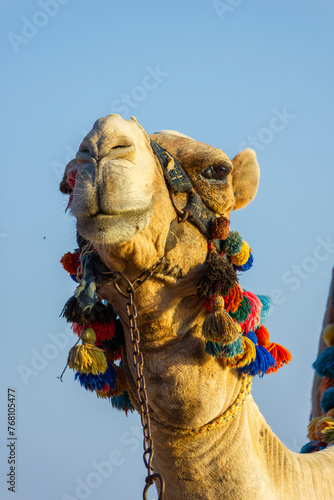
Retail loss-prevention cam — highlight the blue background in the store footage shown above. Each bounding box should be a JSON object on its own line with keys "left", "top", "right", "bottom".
{"left": 1, "top": 1, "right": 333, "bottom": 498}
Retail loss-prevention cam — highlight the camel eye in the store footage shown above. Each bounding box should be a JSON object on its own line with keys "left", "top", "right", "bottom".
{"left": 201, "top": 165, "right": 229, "bottom": 181}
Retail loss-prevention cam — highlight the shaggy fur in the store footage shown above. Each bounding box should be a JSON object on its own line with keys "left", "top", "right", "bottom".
{"left": 60, "top": 115, "right": 334, "bottom": 499}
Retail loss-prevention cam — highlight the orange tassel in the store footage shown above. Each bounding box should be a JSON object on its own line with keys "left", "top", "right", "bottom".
{"left": 256, "top": 325, "right": 270, "bottom": 346}
{"left": 223, "top": 284, "right": 244, "bottom": 313}
{"left": 265, "top": 342, "right": 292, "bottom": 373}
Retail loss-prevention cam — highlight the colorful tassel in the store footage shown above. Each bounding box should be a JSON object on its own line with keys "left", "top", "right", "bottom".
{"left": 228, "top": 336, "right": 256, "bottom": 368}
{"left": 239, "top": 291, "right": 262, "bottom": 332}
{"left": 202, "top": 295, "right": 240, "bottom": 344}
{"left": 239, "top": 343, "right": 276, "bottom": 377}
{"left": 323, "top": 324, "right": 334, "bottom": 347}
{"left": 313, "top": 346, "right": 334, "bottom": 378}
{"left": 258, "top": 295, "right": 272, "bottom": 323}
{"left": 313, "top": 416, "right": 334, "bottom": 443}
{"left": 321, "top": 388, "right": 334, "bottom": 413}
{"left": 265, "top": 342, "right": 292, "bottom": 373}
{"left": 67, "top": 328, "right": 107, "bottom": 375}
{"left": 197, "top": 252, "right": 238, "bottom": 299}
{"left": 229, "top": 294, "right": 252, "bottom": 323}
{"left": 111, "top": 392, "right": 134, "bottom": 414}
{"left": 300, "top": 441, "right": 323, "bottom": 454}
{"left": 223, "top": 284, "right": 244, "bottom": 313}
{"left": 205, "top": 336, "right": 243, "bottom": 359}
{"left": 73, "top": 320, "right": 116, "bottom": 342}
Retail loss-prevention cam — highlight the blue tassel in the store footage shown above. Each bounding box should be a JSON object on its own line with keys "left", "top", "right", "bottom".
{"left": 313, "top": 346, "right": 334, "bottom": 378}
{"left": 258, "top": 295, "right": 272, "bottom": 323}
{"left": 321, "top": 387, "right": 334, "bottom": 413}
{"left": 111, "top": 391, "right": 134, "bottom": 413}
{"left": 75, "top": 363, "right": 118, "bottom": 392}
{"left": 205, "top": 337, "right": 243, "bottom": 358}
{"left": 234, "top": 252, "right": 253, "bottom": 272}
{"left": 239, "top": 344, "right": 276, "bottom": 377}
{"left": 70, "top": 274, "right": 79, "bottom": 283}
{"left": 246, "top": 331, "right": 257, "bottom": 344}
{"left": 300, "top": 441, "right": 321, "bottom": 454}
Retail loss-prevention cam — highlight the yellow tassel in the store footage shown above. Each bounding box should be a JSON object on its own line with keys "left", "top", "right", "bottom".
{"left": 202, "top": 296, "right": 240, "bottom": 344}
{"left": 68, "top": 327, "right": 107, "bottom": 375}
{"left": 229, "top": 336, "right": 256, "bottom": 368}
{"left": 313, "top": 416, "right": 334, "bottom": 443}
{"left": 230, "top": 241, "right": 250, "bottom": 266}
{"left": 323, "top": 324, "right": 334, "bottom": 347}
{"left": 307, "top": 417, "right": 321, "bottom": 441}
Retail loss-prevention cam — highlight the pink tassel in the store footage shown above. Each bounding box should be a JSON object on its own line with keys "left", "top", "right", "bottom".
{"left": 239, "top": 291, "right": 262, "bottom": 333}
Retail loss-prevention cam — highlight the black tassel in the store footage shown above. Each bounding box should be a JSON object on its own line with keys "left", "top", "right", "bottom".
{"left": 60, "top": 296, "right": 116, "bottom": 325}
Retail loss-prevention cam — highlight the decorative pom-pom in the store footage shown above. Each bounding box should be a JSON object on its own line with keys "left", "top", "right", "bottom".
{"left": 229, "top": 294, "right": 251, "bottom": 323}
{"left": 313, "top": 346, "right": 334, "bottom": 378}
{"left": 323, "top": 324, "right": 334, "bottom": 347}
{"left": 234, "top": 251, "right": 253, "bottom": 272}
{"left": 67, "top": 328, "right": 108, "bottom": 375}
{"left": 210, "top": 216, "right": 230, "bottom": 240}
{"left": 321, "top": 388, "right": 334, "bottom": 413}
{"left": 221, "top": 231, "right": 242, "bottom": 256}
{"left": 258, "top": 295, "right": 272, "bottom": 323}
{"left": 230, "top": 241, "right": 250, "bottom": 266}
{"left": 197, "top": 252, "right": 238, "bottom": 299}
{"left": 202, "top": 295, "right": 240, "bottom": 344}
{"left": 61, "top": 251, "right": 80, "bottom": 275}
{"left": 73, "top": 320, "right": 116, "bottom": 341}
{"left": 205, "top": 336, "right": 243, "bottom": 359}
{"left": 265, "top": 342, "right": 292, "bottom": 373}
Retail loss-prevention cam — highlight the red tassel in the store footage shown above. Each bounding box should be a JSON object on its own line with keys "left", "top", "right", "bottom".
{"left": 73, "top": 320, "right": 116, "bottom": 341}
{"left": 211, "top": 216, "right": 230, "bottom": 240}
{"left": 265, "top": 342, "right": 292, "bottom": 373}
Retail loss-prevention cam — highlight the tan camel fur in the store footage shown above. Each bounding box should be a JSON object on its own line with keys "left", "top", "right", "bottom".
{"left": 60, "top": 115, "right": 334, "bottom": 500}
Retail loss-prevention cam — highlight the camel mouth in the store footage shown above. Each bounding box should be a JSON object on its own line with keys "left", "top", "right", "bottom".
{"left": 76, "top": 206, "right": 154, "bottom": 244}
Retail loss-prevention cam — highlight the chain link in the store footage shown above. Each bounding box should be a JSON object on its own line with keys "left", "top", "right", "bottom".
{"left": 113, "top": 268, "right": 165, "bottom": 500}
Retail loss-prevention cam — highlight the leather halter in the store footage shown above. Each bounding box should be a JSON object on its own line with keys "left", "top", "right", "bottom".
{"left": 150, "top": 139, "right": 216, "bottom": 239}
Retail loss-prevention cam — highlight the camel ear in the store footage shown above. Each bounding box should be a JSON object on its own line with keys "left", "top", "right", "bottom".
{"left": 59, "top": 159, "right": 78, "bottom": 194}
{"left": 231, "top": 149, "right": 260, "bottom": 210}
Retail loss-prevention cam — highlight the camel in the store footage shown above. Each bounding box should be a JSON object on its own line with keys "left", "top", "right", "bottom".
{"left": 59, "top": 114, "right": 334, "bottom": 499}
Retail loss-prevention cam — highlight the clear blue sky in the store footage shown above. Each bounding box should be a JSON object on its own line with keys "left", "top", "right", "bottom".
{"left": 1, "top": 1, "right": 333, "bottom": 499}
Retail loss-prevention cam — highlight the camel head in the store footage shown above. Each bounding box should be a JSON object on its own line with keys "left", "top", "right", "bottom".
{"left": 60, "top": 114, "right": 260, "bottom": 255}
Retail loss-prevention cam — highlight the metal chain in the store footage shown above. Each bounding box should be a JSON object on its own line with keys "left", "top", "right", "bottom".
{"left": 112, "top": 268, "right": 165, "bottom": 500}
